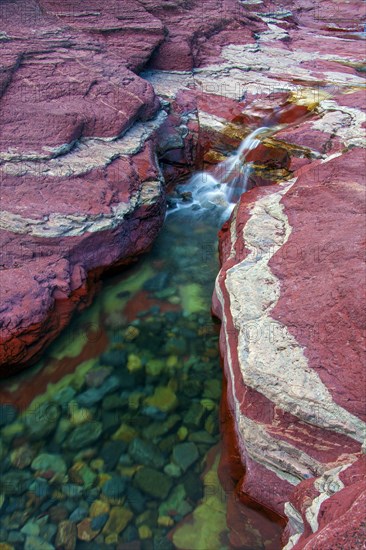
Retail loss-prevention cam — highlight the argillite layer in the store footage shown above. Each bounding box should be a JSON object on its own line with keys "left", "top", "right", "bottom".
{"left": 0, "top": 1, "right": 365, "bottom": 547}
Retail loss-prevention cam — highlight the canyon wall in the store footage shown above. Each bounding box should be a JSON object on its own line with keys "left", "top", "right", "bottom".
{"left": 0, "top": 0, "right": 365, "bottom": 547}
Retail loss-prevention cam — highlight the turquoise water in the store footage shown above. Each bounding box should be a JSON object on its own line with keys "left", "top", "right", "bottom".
{"left": 0, "top": 174, "right": 282, "bottom": 549}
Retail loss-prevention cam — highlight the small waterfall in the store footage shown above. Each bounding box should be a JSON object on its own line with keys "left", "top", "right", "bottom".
{"left": 167, "top": 127, "right": 269, "bottom": 223}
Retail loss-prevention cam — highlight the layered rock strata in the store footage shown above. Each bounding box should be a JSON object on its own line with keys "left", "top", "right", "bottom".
{"left": 1, "top": 0, "right": 365, "bottom": 548}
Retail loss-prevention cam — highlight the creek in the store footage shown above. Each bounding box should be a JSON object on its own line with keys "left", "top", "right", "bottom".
{"left": 0, "top": 129, "right": 283, "bottom": 549}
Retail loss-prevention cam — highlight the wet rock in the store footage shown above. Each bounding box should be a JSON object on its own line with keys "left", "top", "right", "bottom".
{"left": 153, "top": 536, "right": 175, "bottom": 550}
{"left": 127, "top": 354, "right": 143, "bottom": 373}
{"left": 102, "top": 394, "right": 127, "bottom": 410}
{"left": 31, "top": 453, "right": 67, "bottom": 476}
{"left": 101, "top": 411, "right": 121, "bottom": 437}
{"left": 144, "top": 387, "right": 178, "bottom": 413}
{"left": 1, "top": 471, "right": 32, "bottom": 495}
{"left": 39, "top": 523, "right": 57, "bottom": 544}
{"left": 138, "top": 525, "right": 152, "bottom": 540}
{"left": 128, "top": 438, "right": 165, "bottom": 469}
{"left": 77, "top": 519, "right": 100, "bottom": 542}
{"left": 145, "top": 359, "right": 165, "bottom": 377}
{"left": 91, "top": 513, "right": 109, "bottom": 531}
{"left": 163, "top": 463, "right": 182, "bottom": 478}
{"left": 203, "top": 379, "right": 221, "bottom": 400}
{"left": 6, "top": 531, "right": 25, "bottom": 545}
{"left": 65, "top": 422, "right": 102, "bottom": 450}
{"left": 143, "top": 272, "right": 169, "bottom": 292}
{"left": 172, "top": 442, "right": 199, "bottom": 472}
{"left": 69, "top": 506, "right": 88, "bottom": 523}
{"left": 21, "top": 520, "right": 40, "bottom": 537}
{"left": 28, "top": 477, "right": 51, "bottom": 500}
{"left": 49, "top": 505, "right": 69, "bottom": 524}
{"left": 159, "top": 484, "right": 192, "bottom": 518}
{"left": 24, "top": 536, "right": 55, "bottom": 550}
{"left": 53, "top": 387, "right": 77, "bottom": 409}
{"left": 188, "top": 431, "right": 216, "bottom": 444}
{"left": 183, "top": 402, "right": 206, "bottom": 428}
{"left": 76, "top": 376, "right": 120, "bottom": 407}
{"left": 183, "top": 472, "right": 203, "bottom": 502}
{"left": 89, "top": 500, "right": 110, "bottom": 518}
{"left": 10, "top": 444, "right": 36, "bottom": 469}
{"left": 182, "top": 380, "right": 202, "bottom": 398}
{"left": 0, "top": 404, "right": 17, "bottom": 427}
{"left": 62, "top": 484, "right": 84, "bottom": 499}
{"left": 24, "top": 402, "right": 61, "bottom": 441}
{"left": 112, "top": 423, "right": 138, "bottom": 443}
{"left": 134, "top": 468, "right": 173, "bottom": 500}
{"left": 68, "top": 462, "right": 96, "bottom": 489}
{"left": 100, "top": 441, "right": 127, "bottom": 471}
{"left": 126, "top": 486, "right": 146, "bottom": 515}
{"left": 55, "top": 520, "right": 77, "bottom": 550}
{"left": 102, "top": 507, "right": 133, "bottom": 536}
{"left": 163, "top": 338, "right": 187, "bottom": 356}
{"left": 101, "top": 475, "right": 126, "bottom": 500}
{"left": 100, "top": 350, "right": 127, "bottom": 369}
{"left": 85, "top": 367, "right": 113, "bottom": 389}
{"left": 121, "top": 524, "right": 139, "bottom": 543}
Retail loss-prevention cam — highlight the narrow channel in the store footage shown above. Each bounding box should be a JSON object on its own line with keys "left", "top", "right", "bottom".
{"left": 0, "top": 130, "right": 283, "bottom": 549}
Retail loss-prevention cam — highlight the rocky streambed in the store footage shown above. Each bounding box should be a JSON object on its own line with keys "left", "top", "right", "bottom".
{"left": 0, "top": 191, "right": 283, "bottom": 550}
{"left": 1, "top": 0, "right": 366, "bottom": 549}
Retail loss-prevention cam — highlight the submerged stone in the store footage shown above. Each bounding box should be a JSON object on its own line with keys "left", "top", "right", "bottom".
{"left": 134, "top": 467, "right": 172, "bottom": 500}
{"left": 101, "top": 475, "right": 126, "bottom": 499}
{"left": 128, "top": 438, "right": 165, "bottom": 469}
{"left": 102, "top": 507, "right": 133, "bottom": 536}
{"left": 55, "top": 520, "right": 77, "bottom": 550}
{"left": 0, "top": 404, "right": 17, "bottom": 427}
{"left": 65, "top": 422, "right": 103, "bottom": 450}
{"left": 172, "top": 442, "right": 199, "bottom": 472}
{"left": 144, "top": 387, "right": 178, "bottom": 413}
{"left": 31, "top": 453, "right": 67, "bottom": 475}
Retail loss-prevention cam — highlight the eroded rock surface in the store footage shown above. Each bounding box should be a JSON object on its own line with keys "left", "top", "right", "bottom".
{"left": 208, "top": 2, "right": 366, "bottom": 547}
{"left": 0, "top": 0, "right": 365, "bottom": 547}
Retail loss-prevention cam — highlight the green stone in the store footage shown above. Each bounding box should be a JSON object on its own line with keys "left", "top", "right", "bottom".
{"left": 183, "top": 402, "right": 206, "bottom": 428}
{"left": 159, "top": 484, "right": 192, "bottom": 517}
{"left": 134, "top": 467, "right": 173, "bottom": 500}
{"left": 144, "top": 387, "right": 178, "bottom": 413}
{"left": 31, "top": 453, "right": 67, "bottom": 475}
{"left": 203, "top": 379, "right": 221, "bottom": 400}
{"left": 102, "top": 507, "right": 133, "bottom": 536}
{"left": 145, "top": 359, "right": 165, "bottom": 377}
{"left": 172, "top": 442, "right": 199, "bottom": 472}
{"left": 65, "top": 421, "right": 102, "bottom": 450}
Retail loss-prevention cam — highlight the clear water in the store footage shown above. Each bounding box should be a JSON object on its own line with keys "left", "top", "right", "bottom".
{"left": 0, "top": 130, "right": 283, "bottom": 549}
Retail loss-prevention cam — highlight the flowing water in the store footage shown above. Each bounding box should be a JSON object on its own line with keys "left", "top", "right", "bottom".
{"left": 0, "top": 128, "right": 282, "bottom": 549}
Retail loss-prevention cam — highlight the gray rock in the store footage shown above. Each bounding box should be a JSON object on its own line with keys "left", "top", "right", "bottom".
{"left": 24, "top": 402, "right": 61, "bottom": 440}
{"left": 21, "top": 520, "right": 40, "bottom": 536}
{"left": 101, "top": 475, "right": 126, "bottom": 499}
{"left": 126, "top": 485, "right": 146, "bottom": 514}
{"left": 25, "top": 535, "right": 55, "bottom": 550}
{"left": 128, "top": 438, "right": 165, "bottom": 469}
{"left": 69, "top": 506, "right": 88, "bottom": 523}
{"left": 62, "top": 484, "right": 84, "bottom": 499}
{"left": 90, "top": 513, "right": 109, "bottom": 531}
{"left": 173, "top": 442, "right": 199, "bottom": 472}
{"left": 0, "top": 404, "right": 17, "bottom": 426}
{"left": 100, "top": 440, "right": 127, "bottom": 471}
{"left": 8, "top": 530, "right": 26, "bottom": 543}
{"left": 159, "top": 484, "right": 193, "bottom": 518}
{"left": 65, "top": 421, "right": 102, "bottom": 450}
{"left": 53, "top": 387, "right": 77, "bottom": 409}
{"left": 31, "top": 453, "right": 67, "bottom": 475}
{"left": 1, "top": 471, "right": 32, "bottom": 495}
